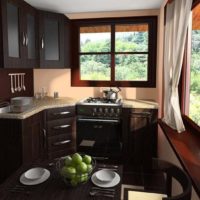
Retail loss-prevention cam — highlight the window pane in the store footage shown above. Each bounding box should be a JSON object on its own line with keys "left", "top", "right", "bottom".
{"left": 80, "top": 54, "right": 111, "bottom": 80}
{"left": 189, "top": 4, "right": 200, "bottom": 126}
{"left": 80, "top": 26, "right": 111, "bottom": 52}
{"left": 115, "top": 54, "right": 148, "bottom": 81}
{"left": 115, "top": 24, "right": 148, "bottom": 52}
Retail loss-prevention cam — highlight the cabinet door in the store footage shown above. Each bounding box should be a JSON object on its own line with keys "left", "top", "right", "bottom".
{"left": 22, "top": 112, "right": 46, "bottom": 163}
{"left": 22, "top": 3, "right": 38, "bottom": 68}
{"left": 1, "top": 0, "right": 24, "bottom": 68}
{"left": 39, "top": 11, "right": 65, "bottom": 68}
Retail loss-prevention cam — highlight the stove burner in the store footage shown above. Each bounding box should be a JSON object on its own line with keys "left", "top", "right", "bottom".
{"left": 84, "top": 97, "right": 121, "bottom": 104}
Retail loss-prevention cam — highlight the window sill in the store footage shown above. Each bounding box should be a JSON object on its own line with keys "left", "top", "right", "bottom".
{"left": 158, "top": 119, "right": 200, "bottom": 197}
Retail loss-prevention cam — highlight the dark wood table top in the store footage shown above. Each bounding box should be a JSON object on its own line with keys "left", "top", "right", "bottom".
{"left": 0, "top": 162, "right": 122, "bottom": 200}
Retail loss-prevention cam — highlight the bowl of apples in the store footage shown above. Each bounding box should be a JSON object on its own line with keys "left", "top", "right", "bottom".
{"left": 57, "top": 153, "right": 96, "bottom": 187}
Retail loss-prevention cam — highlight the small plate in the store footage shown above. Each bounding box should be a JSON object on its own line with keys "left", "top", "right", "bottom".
{"left": 24, "top": 167, "right": 45, "bottom": 180}
{"left": 91, "top": 171, "right": 120, "bottom": 188}
{"left": 20, "top": 169, "right": 50, "bottom": 185}
{"left": 95, "top": 169, "right": 116, "bottom": 182}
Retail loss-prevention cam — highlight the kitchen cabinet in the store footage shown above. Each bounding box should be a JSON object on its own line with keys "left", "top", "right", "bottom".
{"left": 44, "top": 106, "right": 76, "bottom": 160}
{"left": 122, "top": 108, "right": 158, "bottom": 167}
{"left": 38, "top": 11, "right": 65, "bottom": 68}
{"left": 0, "top": 112, "right": 45, "bottom": 184}
{"left": 1, "top": 0, "right": 38, "bottom": 68}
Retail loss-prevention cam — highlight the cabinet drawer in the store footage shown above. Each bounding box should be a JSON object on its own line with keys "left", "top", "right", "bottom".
{"left": 48, "top": 147, "right": 75, "bottom": 160}
{"left": 48, "top": 134, "right": 72, "bottom": 152}
{"left": 47, "top": 117, "right": 74, "bottom": 136}
{"left": 46, "top": 106, "right": 75, "bottom": 121}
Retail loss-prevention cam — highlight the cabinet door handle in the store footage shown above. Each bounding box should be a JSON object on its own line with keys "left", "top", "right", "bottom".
{"left": 53, "top": 124, "right": 71, "bottom": 130}
{"left": 22, "top": 32, "right": 26, "bottom": 46}
{"left": 42, "top": 129, "right": 47, "bottom": 148}
{"left": 53, "top": 140, "right": 71, "bottom": 146}
{"left": 25, "top": 33, "right": 28, "bottom": 47}
{"left": 53, "top": 111, "right": 70, "bottom": 116}
{"left": 41, "top": 37, "right": 44, "bottom": 49}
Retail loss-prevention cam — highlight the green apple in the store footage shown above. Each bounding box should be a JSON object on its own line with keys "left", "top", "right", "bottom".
{"left": 72, "top": 153, "right": 82, "bottom": 165}
{"left": 82, "top": 155, "right": 92, "bottom": 164}
{"left": 61, "top": 166, "right": 76, "bottom": 179}
{"left": 87, "top": 164, "right": 93, "bottom": 172}
{"left": 64, "top": 155, "right": 72, "bottom": 166}
{"left": 70, "top": 178, "right": 78, "bottom": 187}
{"left": 76, "top": 162, "right": 87, "bottom": 173}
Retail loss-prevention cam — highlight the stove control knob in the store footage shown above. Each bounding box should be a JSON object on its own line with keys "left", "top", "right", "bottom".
{"left": 110, "top": 108, "right": 115, "bottom": 113}
{"left": 117, "top": 108, "right": 121, "bottom": 114}
{"left": 99, "top": 108, "right": 103, "bottom": 113}
{"left": 93, "top": 108, "right": 97, "bottom": 113}
{"left": 104, "top": 108, "right": 108, "bottom": 113}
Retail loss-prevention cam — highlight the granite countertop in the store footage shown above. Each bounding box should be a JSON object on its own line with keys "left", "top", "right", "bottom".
{"left": 0, "top": 97, "right": 158, "bottom": 120}
{"left": 122, "top": 99, "right": 158, "bottom": 109}
{"left": 0, "top": 97, "right": 78, "bottom": 120}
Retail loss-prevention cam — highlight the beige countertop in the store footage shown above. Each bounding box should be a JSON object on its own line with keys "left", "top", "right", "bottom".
{"left": 0, "top": 97, "right": 158, "bottom": 120}
{"left": 0, "top": 97, "right": 78, "bottom": 120}
{"left": 122, "top": 99, "right": 158, "bottom": 109}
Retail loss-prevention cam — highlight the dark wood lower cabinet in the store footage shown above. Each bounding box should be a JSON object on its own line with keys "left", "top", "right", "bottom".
{"left": 122, "top": 108, "right": 158, "bottom": 167}
{"left": 0, "top": 112, "right": 45, "bottom": 184}
{"left": 21, "top": 112, "right": 45, "bottom": 163}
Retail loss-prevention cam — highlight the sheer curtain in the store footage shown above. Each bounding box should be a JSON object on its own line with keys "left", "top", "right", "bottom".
{"left": 163, "top": 0, "right": 193, "bottom": 133}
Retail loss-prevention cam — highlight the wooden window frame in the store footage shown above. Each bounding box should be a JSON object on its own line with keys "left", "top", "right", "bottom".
{"left": 180, "top": 0, "right": 200, "bottom": 131}
{"left": 71, "top": 16, "right": 157, "bottom": 87}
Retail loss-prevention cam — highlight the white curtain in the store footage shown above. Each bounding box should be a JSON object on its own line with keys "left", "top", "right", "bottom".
{"left": 163, "top": 0, "right": 193, "bottom": 133}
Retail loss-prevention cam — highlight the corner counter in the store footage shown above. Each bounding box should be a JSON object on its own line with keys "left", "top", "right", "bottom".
{"left": 122, "top": 99, "right": 159, "bottom": 109}
{"left": 0, "top": 97, "right": 78, "bottom": 119}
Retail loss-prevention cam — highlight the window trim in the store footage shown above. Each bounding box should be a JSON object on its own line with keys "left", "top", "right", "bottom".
{"left": 71, "top": 16, "right": 157, "bottom": 87}
{"left": 179, "top": 0, "right": 200, "bottom": 130}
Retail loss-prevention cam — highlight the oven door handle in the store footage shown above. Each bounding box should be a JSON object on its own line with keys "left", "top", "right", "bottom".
{"left": 77, "top": 118, "right": 120, "bottom": 123}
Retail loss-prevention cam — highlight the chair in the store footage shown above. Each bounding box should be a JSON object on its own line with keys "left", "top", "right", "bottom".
{"left": 124, "top": 158, "right": 192, "bottom": 200}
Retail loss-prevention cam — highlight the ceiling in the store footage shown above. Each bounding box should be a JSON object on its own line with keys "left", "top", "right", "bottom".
{"left": 24, "top": 0, "right": 163, "bottom": 15}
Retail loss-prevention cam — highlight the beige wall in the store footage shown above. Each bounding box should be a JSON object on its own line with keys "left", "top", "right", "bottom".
{"left": 34, "top": 9, "right": 162, "bottom": 110}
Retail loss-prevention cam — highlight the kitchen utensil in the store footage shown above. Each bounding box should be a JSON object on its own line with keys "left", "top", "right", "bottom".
{"left": 10, "top": 74, "right": 15, "bottom": 93}
{"left": 24, "top": 167, "right": 45, "bottom": 180}
{"left": 89, "top": 190, "right": 114, "bottom": 198}
{"left": 14, "top": 75, "right": 18, "bottom": 92}
{"left": 91, "top": 171, "right": 120, "bottom": 188}
{"left": 91, "top": 187, "right": 115, "bottom": 192}
{"left": 17, "top": 74, "right": 21, "bottom": 92}
{"left": 103, "top": 87, "right": 121, "bottom": 100}
{"left": 95, "top": 169, "right": 116, "bottom": 182}
{"left": 22, "top": 74, "right": 26, "bottom": 91}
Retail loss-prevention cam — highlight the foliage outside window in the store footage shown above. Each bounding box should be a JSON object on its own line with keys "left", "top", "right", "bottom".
{"left": 71, "top": 17, "right": 157, "bottom": 87}
{"left": 189, "top": 3, "right": 200, "bottom": 126}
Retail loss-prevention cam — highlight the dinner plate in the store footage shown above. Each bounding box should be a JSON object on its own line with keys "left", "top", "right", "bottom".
{"left": 91, "top": 171, "right": 120, "bottom": 188}
{"left": 20, "top": 168, "right": 50, "bottom": 185}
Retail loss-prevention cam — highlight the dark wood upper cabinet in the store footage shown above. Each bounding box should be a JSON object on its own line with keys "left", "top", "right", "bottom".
{"left": 1, "top": 0, "right": 38, "bottom": 68}
{"left": 38, "top": 11, "right": 65, "bottom": 68}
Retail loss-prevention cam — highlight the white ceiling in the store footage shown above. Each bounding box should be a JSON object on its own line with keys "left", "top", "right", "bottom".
{"left": 24, "top": 0, "right": 163, "bottom": 15}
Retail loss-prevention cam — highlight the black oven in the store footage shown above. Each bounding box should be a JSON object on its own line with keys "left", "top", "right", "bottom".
{"left": 76, "top": 100, "right": 123, "bottom": 160}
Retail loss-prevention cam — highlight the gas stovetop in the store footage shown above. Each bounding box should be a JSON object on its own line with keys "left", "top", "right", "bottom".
{"left": 77, "top": 97, "right": 122, "bottom": 106}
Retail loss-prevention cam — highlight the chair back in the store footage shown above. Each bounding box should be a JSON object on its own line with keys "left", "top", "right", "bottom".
{"left": 152, "top": 159, "right": 192, "bottom": 200}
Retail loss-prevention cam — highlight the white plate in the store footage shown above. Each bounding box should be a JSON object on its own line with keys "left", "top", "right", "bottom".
{"left": 24, "top": 167, "right": 45, "bottom": 180}
{"left": 91, "top": 171, "right": 120, "bottom": 188}
{"left": 20, "top": 168, "right": 50, "bottom": 185}
{"left": 95, "top": 169, "right": 116, "bottom": 182}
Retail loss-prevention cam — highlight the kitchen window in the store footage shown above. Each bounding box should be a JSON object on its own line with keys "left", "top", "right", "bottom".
{"left": 71, "top": 17, "right": 157, "bottom": 87}
{"left": 181, "top": 0, "right": 200, "bottom": 129}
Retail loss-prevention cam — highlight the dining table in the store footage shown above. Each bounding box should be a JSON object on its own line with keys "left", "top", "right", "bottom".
{"left": 0, "top": 161, "right": 123, "bottom": 200}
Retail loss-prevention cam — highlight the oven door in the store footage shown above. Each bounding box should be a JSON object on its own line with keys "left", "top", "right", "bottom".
{"left": 76, "top": 117, "right": 122, "bottom": 159}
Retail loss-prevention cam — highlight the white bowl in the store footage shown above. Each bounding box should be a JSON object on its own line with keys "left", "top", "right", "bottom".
{"left": 95, "top": 169, "right": 116, "bottom": 182}
{"left": 24, "top": 167, "right": 45, "bottom": 180}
